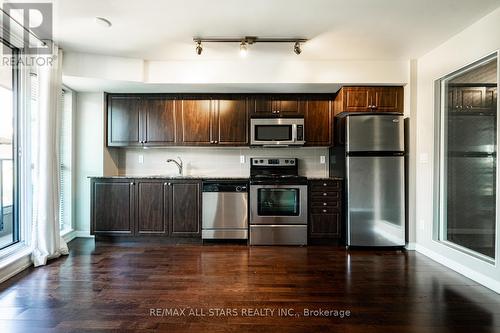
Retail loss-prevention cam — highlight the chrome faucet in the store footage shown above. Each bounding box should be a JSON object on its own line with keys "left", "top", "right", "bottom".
{"left": 166, "top": 157, "right": 183, "bottom": 175}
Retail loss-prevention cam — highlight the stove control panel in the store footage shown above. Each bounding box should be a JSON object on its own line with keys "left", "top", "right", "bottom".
{"left": 251, "top": 158, "right": 297, "bottom": 166}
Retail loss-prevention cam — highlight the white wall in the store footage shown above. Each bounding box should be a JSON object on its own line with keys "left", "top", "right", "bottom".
{"left": 415, "top": 7, "right": 500, "bottom": 293}
{"left": 74, "top": 92, "right": 107, "bottom": 234}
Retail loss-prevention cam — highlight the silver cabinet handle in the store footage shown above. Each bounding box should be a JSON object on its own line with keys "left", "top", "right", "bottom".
{"left": 214, "top": 140, "right": 218, "bottom": 144}
{"left": 323, "top": 193, "right": 327, "bottom": 196}
{"left": 323, "top": 202, "right": 327, "bottom": 206}
{"left": 323, "top": 183, "right": 327, "bottom": 186}
{"left": 322, "top": 209, "right": 327, "bottom": 213}
{"left": 130, "top": 182, "right": 134, "bottom": 185}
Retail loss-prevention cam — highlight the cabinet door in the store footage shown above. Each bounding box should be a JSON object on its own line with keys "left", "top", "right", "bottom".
{"left": 107, "top": 95, "right": 142, "bottom": 146}
{"left": 92, "top": 179, "right": 135, "bottom": 236}
{"left": 372, "top": 87, "right": 403, "bottom": 113}
{"left": 304, "top": 100, "right": 332, "bottom": 146}
{"left": 458, "top": 87, "right": 485, "bottom": 110}
{"left": 215, "top": 99, "right": 249, "bottom": 145}
{"left": 170, "top": 181, "right": 201, "bottom": 237}
{"left": 253, "top": 96, "right": 273, "bottom": 114}
{"left": 309, "top": 213, "right": 341, "bottom": 238}
{"left": 343, "top": 87, "right": 371, "bottom": 112}
{"left": 275, "top": 97, "right": 303, "bottom": 115}
{"left": 485, "top": 87, "right": 497, "bottom": 110}
{"left": 143, "top": 97, "right": 176, "bottom": 145}
{"left": 136, "top": 181, "right": 168, "bottom": 235}
{"left": 176, "top": 99, "right": 212, "bottom": 144}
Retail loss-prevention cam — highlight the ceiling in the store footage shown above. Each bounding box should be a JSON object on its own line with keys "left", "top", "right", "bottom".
{"left": 53, "top": 0, "right": 500, "bottom": 61}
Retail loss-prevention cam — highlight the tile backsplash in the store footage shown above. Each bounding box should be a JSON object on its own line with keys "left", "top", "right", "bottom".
{"left": 114, "top": 147, "right": 329, "bottom": 178}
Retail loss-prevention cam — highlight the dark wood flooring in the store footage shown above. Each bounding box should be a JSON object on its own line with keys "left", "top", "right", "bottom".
{"left": 0, "top": 239, "right": 499, "bottom": 333}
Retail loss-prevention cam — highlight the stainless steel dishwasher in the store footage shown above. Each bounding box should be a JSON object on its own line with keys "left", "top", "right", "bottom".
{"left": 202, "top": 180, "right": 248, "bottom": 240}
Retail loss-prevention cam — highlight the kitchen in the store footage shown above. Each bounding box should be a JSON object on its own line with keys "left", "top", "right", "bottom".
{"left": 90, "top": 88, "right": 405, "bottom": 247}
{"left": 0, "top": 1, "right": 500, "bottom": 332}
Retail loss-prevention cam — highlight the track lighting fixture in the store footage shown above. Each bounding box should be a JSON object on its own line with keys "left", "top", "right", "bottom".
{"left": 294, "top": 41, "right": 302, "bottom": 55}
{"left": 193, "top": 37, "right": 307, "bottom": 56}
{"left": 195, "top": 40, "right": 203, "bottom": 55}
{"left": 239, "top": 40, "right": 248, "bottom": 57}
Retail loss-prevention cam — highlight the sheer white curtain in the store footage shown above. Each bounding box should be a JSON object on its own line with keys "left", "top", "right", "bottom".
{"left": 31, "top": 43, "right": 69, "bottom": 266}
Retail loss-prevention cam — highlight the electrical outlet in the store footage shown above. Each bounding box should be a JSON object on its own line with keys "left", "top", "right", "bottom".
{"left": 320, "top": 155, "right": 326, "bottom": 164}
{"left": 240, "top": 155, "right": 245, "bottom": 164}
{"left": 138, "top": 154, "right": 144, "bottom": 164}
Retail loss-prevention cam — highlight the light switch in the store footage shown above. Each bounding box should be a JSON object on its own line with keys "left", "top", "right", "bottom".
{"left": 320, "top": 155, "right": 326, "bottom": 164}
{"left": 240, "top": 155, "right": 245, "bottom": 164}
{"left": 138, "top": 154, "right": 144, "bottom": 164}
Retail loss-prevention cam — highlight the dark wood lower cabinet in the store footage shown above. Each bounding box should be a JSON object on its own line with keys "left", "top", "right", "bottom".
{"left": 308, "top": 179, "right": 343, "bottom": 242}
{"left": 91, "top": 178, "right": 201, "bottom": 239}
{"left": 91, "top": 178, "right": 135, "bottom": 236}
{"left": 170, "top": 181, "right": 201, "bottom": 237}
{"left": 136, "top": 180, "right": 169, "bottom": 235}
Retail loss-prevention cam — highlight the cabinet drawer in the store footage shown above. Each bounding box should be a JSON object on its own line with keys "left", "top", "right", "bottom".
{"left": 311, "top": 207, "right": 340, "bottom": 214}
{"left": 311, "top": 201, "right": 341, "bottom": 209}
{"left": 311, "top": 191, "right": 340, "bottom": 199}
{"left": 309, "top": 180, "right": 341, "bottom": 190}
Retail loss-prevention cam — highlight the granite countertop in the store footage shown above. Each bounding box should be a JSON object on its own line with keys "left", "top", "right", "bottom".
{"left": 307, "top": 176, "right": 344, "bottom": 181}
{"left": 89, "top": 175, "right": 343, "bottom": 180}
{"left": 88, "top": 175, "right": 249, "bottom": 180}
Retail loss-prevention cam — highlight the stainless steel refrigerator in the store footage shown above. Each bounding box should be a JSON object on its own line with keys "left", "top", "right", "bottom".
{"left": 330, "top": 112, "right": 406, "bottom": 247}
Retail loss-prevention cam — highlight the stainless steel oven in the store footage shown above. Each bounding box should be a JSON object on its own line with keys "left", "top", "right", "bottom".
{"left": 249, "top": 158, "right": 308, "bottom": 245}
{"left": 250, "top": 117, "right": 305, "bottom": 146}
{"left": 250, "top": 184, "right": 307, "bottom": 225}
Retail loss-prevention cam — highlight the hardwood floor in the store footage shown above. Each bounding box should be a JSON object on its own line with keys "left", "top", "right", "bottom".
{"left": 0, "top": 239, "right": 499, "bottom": 333}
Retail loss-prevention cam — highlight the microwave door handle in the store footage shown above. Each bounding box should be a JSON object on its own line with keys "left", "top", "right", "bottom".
{"left": 292, "top": 124, "right": 297, "bottom": 143}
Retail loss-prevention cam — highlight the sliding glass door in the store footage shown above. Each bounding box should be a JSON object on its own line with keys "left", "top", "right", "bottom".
{"left": 438, "top": 53, "right": 498, "bottom": 261}
{"left": 0, "top": 44, "right": 18, "bottom": 249}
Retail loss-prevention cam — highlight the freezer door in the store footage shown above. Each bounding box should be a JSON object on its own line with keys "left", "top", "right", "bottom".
{"left": 347, "top": 114, "right": 404, "bottom": 152}
{"left": 347, "top": 156, "right": 405, "bottom": 246}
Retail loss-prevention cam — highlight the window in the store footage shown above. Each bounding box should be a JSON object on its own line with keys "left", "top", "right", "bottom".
{"left": 436, "top": 53, "right": 498, "bottom": 261}
{"left": 59, "top": 89, "right": 73, "bottom": 232}
{"left": 0, "top": 44, "right": 19, "bottom": 250}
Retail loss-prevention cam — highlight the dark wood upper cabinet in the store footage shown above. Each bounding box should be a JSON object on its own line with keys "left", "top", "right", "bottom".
{"left": 304, "top": 99, "right": 332, "bottom": 146}
{"left": 176, "top": 99, "right": 212, "bottom": 144}
{"left": 91, "top": 179, "right": 135, "bottom": 236}
{"left": 136, "top": 180, "right": 169, "bottom": 236}
{"left": 448, "top": 85, "right": 497, "bottom": 111}
{"left": 107, "top": 95, "right": 142, "bottom": 147}
{"left": 372, "top": 87, "right": 403, "bottom": 112}
{"left": 170, "top": 181, "right": 201, "bottom": 237}
{"left": 252, "top": 95, "right": 303, "bottom": 115}
{"left": 143, "top": 96, "right": 176, "bottom": 146}
{"left": 334, "top": 86, "right": 404, "bottom": 114}
{"left": 253, "top": 96, "right": 273, "bottom": 114}
{"left": 214, "top": 98, "right": 249, "bottom": 145}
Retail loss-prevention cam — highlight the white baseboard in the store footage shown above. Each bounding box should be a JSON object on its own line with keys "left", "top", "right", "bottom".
{"left": 405, "top": 242, "right": 416, "bottom": 250}
{"left": 0, "top": 250, "right": 32, "bottom": 284}
{"left": 415, "top": 244, "right": 500, "bottom": 294}
{"left": 74, "top": 231, "right": 94, "bottom": 238}
{"left": 62, "top": 230, "right": 77, "bottom": 243}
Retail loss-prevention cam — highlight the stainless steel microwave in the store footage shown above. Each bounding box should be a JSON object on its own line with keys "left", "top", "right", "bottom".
{"left": 250, "top": 117, "right": 305, "bottom": 146}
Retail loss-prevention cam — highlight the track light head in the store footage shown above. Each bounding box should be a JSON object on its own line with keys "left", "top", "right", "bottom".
{"left": 294, "top": 41, "right": 302, "bottom": 55}
{"left": 195, "top": 40, "right": 203, "bottom": 55}
{"left": 239, "top": 40, "right": 248, "bottom": 57}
